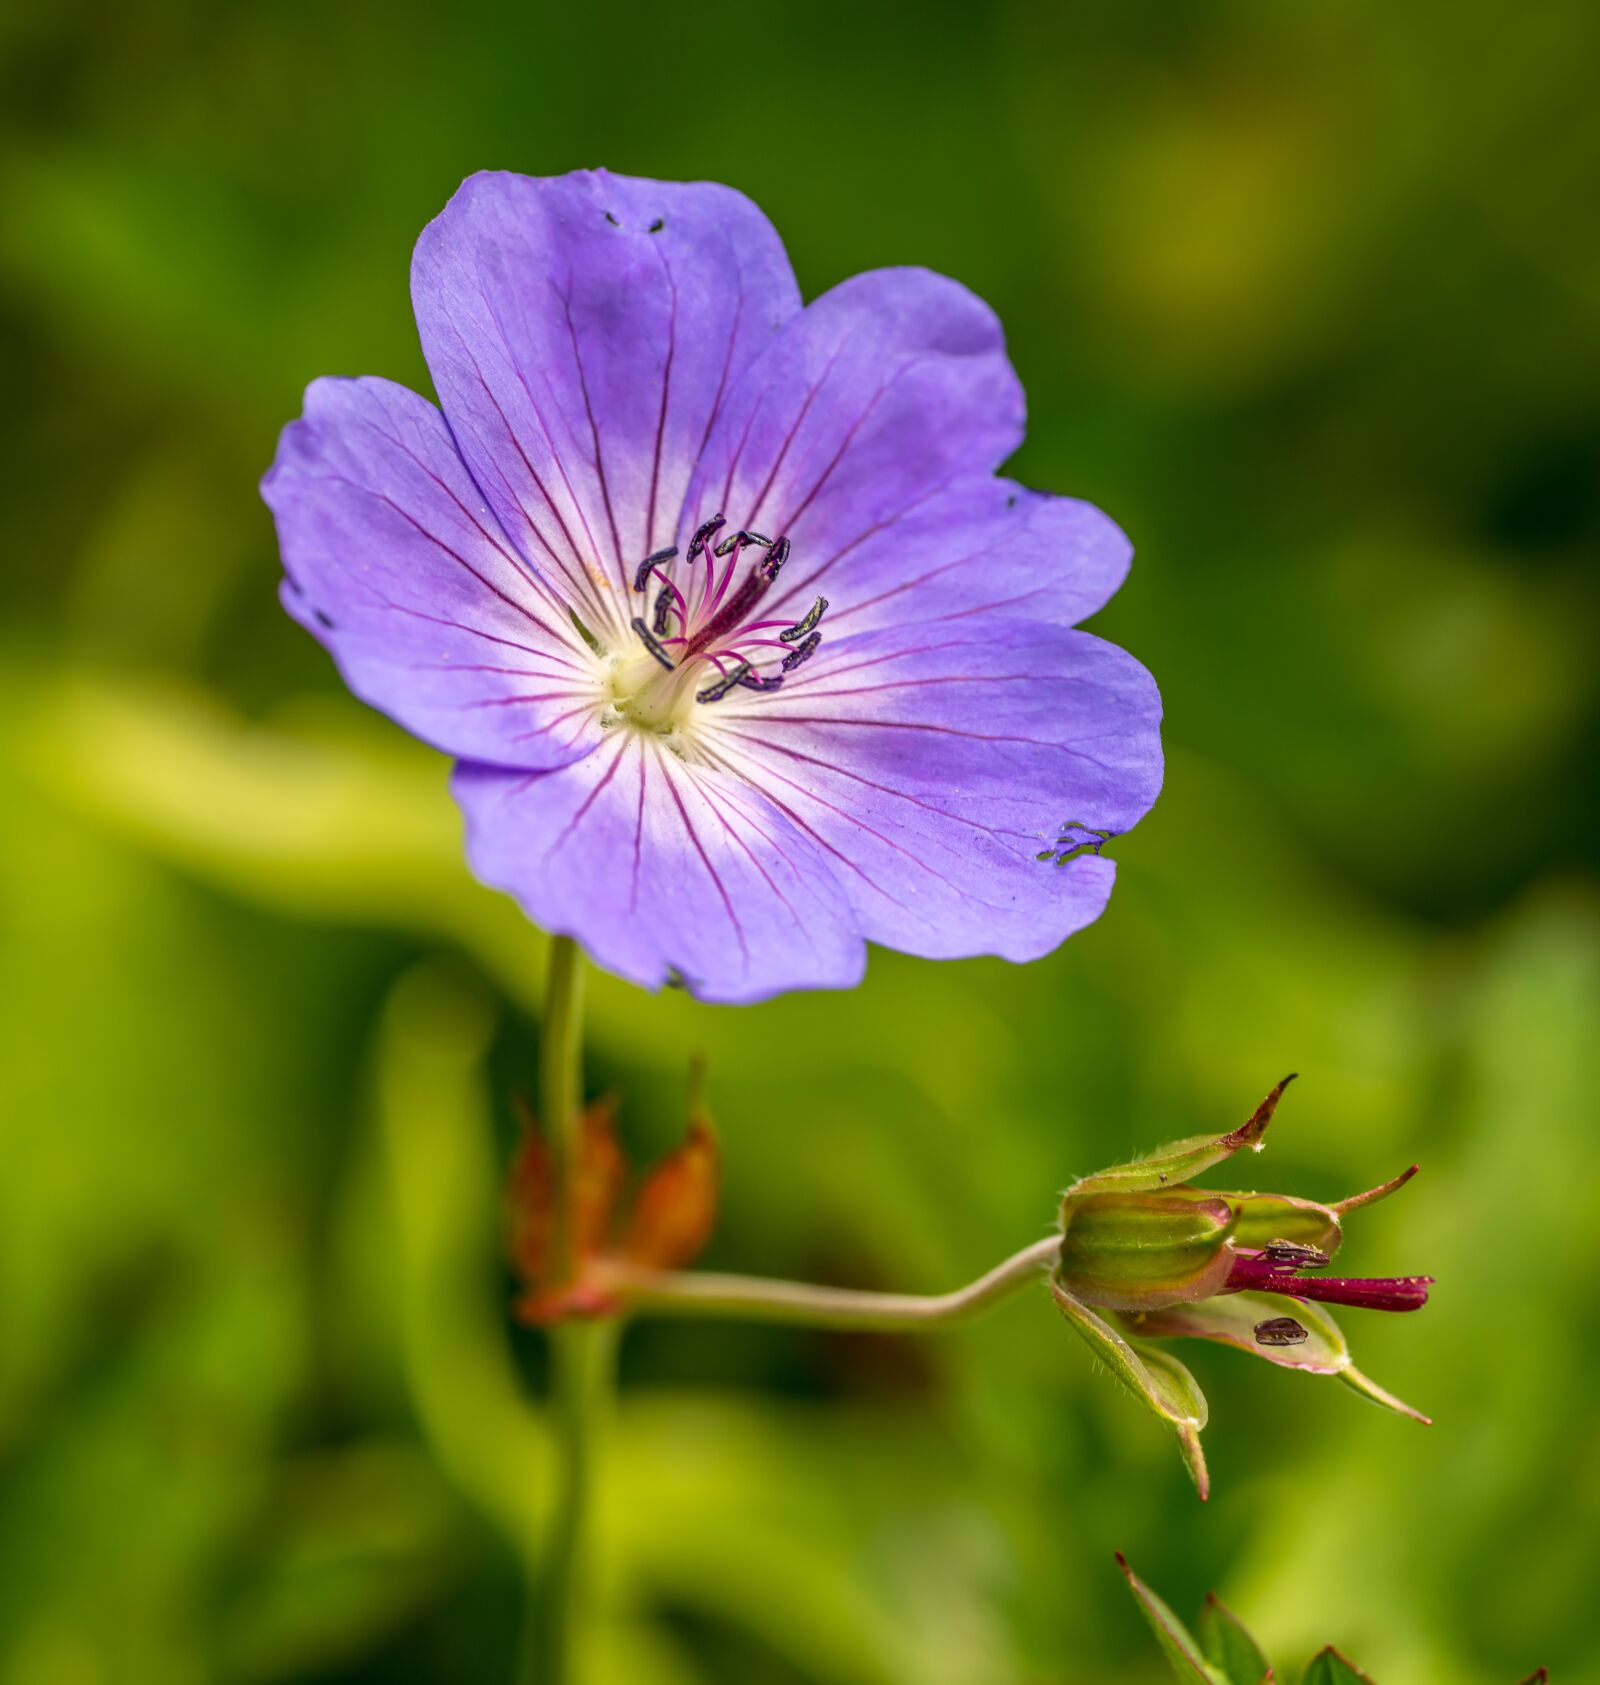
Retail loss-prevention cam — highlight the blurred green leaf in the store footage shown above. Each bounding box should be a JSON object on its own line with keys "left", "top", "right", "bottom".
{"left": 1117, "top": 1555, "right": 1230, "bottom": 1683}
{"left": 1198, "top": 1591, "right": 1273, "bottom": 1685}
{"left": 1300, "top": 1648, "right": 1377, "bottom": 1684}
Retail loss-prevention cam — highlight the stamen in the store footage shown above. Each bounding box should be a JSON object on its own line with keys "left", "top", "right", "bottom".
{"left": 687, "top": 516, "right": 725, "bottom": 563}
{"left": 630, "top": 617, "right": 677, "bottom": 672}
{"left": 713, "top": 529, "right": 772, "bottom": 557}
{"left": 781, "top": 632, "right": 821, "bottom": 672}
{"left": 1262, "top": 1239, "right": 1332, "bottom": 1270}
{"left": 779, "top": 596, "right": 828, "bottom": 642}
{"left": 1225, "top": 1251, "right": 1433, "bottom": 1312}
{"left": 632, "top": 546, "right": 678, "bottom": 593}
{"left": 652, "top": 587, "right": 677, "bottom": 637}
{"left": 627, "top": 519, "right": 808, "bottom": 709}
{"left": 737, "top": 668, "right": 784, "bottom": 693}
{"left": 695, "top": 661, "right": 753, "bottom": 704}
{"left": 761, "top": 536, "right": 790, "bottom": 580}
{"left": 709, "top": 532, "right": 745, "bottom": 611}
{"left": 681, "top": 532, "right": 790, "bottom": 660}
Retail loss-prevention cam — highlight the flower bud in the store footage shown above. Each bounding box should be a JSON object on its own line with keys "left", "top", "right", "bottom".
{"left": 1057, "top": 1192, "right": 1237, "bottom": 1310}
{"left": 1052, "top": 1077, "right": 1433, "bottom": 1497}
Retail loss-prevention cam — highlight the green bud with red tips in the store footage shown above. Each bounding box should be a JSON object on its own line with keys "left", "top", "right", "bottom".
{"left": 1053, "top": 1077, "right": 1432, "bottom": 1498}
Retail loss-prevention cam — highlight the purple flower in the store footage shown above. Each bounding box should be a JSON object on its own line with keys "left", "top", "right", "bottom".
{"left": 263, "top": 170, "right": 1162, "bottom": 1003}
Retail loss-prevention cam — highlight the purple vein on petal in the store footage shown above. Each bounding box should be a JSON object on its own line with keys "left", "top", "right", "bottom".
{"left": 543, "top": 736, "right": 630, "bottom": 860}
{"left": 657, "top": 748, "right": 750, "bottom": 964}
{"left": 316, "top": 473, "right": 568, "bottom": 644}
{"left": 771, "top": 355, "right": 929, "bottom": 539}
{"left": 557, "top": 278, "right": 627, "bottom": 595}
{"left": 644, "top": 238, "right": 679, "bottom": 557}
{"left": 463, "top": 243, "right": 612, "bottom": 581}
{"left": 348, "top": 409, "right": 576, "bottom": 627}
{"left": 440, "top": 312, "right": 608, "bottom": 624}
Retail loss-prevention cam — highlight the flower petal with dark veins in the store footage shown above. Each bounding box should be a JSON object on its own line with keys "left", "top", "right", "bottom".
{"left": 706, "top": 619, "right": 1161, "bottom": 964}
{"left": 452, "top": 742, "right": 863, "bottom": 1003}
{"left": 264, "top": 376, "right": 602, "bottom": 769}
{"left": 412, "top": 170, "right": 801, "bottom": 641}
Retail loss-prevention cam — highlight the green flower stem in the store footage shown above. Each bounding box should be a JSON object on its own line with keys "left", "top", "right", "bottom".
{"left": 540, "top": 933, "right": 586, "bottom": 1282}
{"left": 532, "top": 935, "right": 603, "bottom": 1685}
{"left": 605, "top": 1235, "right": 1062, "bottom": 1331}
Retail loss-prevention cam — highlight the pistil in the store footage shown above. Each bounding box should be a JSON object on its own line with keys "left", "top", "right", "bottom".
{"left": 622, "top": 518, "right": 830, "bottom": 705}
{"left": 1224, "top": 1249, "right": 1433, "bottom": 1312}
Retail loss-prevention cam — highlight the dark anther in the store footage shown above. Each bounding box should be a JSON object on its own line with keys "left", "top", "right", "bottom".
{"left": 780, "top": 631, "right": 821, "bottom": 672}
{"left": 632, "top": 546, "right": 678, "bottom": 592}
{"left": 313, "top": 608, "right": 336, "bottom": 630}
{"left": 652, "top": 587, "right": 674, "bottom": 637}
{"left": 713, "top": 528, "right": 772, "bottom": 557}
{"left": 687, "top": 515, "right": 726, "bottom": 562}
{"left": 780, "top": 596, "right": 828, "bottom": 642}
{"left": 1254, "top": 1316, "right": 1310, "bottom": 1348}
{"left": 604, "top": 211, "right": 620, "bottom": 227}
{"left": 758, "top": 535, "right": 791, "bottom": 582}
{"left": 648, "top": 217, "right": 665, "bottom": 233}
{"left": 1263, "top": 1239, "right": 1333, "bottom": 1271}
{"left": 695, "top": 661, "right": 753, "bottom": 704}
{"left": 737, "top": 667, "right": 785, "bottom": 693}
{"left": 1005, "top": 494, "right": 1018, "bottom": 509}
{"left": 630, "top": 617, "right": 677, "bottom": 672}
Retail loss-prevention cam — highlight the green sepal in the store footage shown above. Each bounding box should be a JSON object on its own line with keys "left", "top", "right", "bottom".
{"left": 1058, "top": 1192, "right": 1238, "bottom": 1310}
{"left": 1300, "top": 1648, "right": 1377, "bottom": 1684}
{"left": 1118, "top": 1290, "right": 1432, "bottom": 1426}
{"left": 1053, "top": 1280, "right": 1211, "bottom": 1498}
{"left": 1061, "top": 1076, "right": 1296, "bottom": 1208}
{"left": 1198, "top": 1591, "right": 1274, "bottom": 1684}
{"left": 1197, "top": 1190, "right": 1342, "bottom": 1254}
{"left": 1116, "top": 1555, "right": 1231, "bottom": 1683}
{"left": 1330, "top": 1163, "right": 1418, "bottom": 1215}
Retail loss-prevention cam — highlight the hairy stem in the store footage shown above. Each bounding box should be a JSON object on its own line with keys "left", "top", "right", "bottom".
{"left": 605, "top": 1235, "right": 1062, "bottom": 1331}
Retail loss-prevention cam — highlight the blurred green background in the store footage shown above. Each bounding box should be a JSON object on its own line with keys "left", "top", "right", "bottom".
{"left": 2, "top": 1, "right": 1597, "bottom": 1680}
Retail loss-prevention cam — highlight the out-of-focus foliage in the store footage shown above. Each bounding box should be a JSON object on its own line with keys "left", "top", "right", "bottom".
{"left": 1, "top": 1, "right": 1596, "bottom": 1680}
{"left": 1119, "top": 1553, "right": 1548, "bottom": 1683}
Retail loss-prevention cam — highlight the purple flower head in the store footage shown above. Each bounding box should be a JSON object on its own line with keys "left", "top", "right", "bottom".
{"left": 263, "top": 170, "right": 1162, "bottom": 1003}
